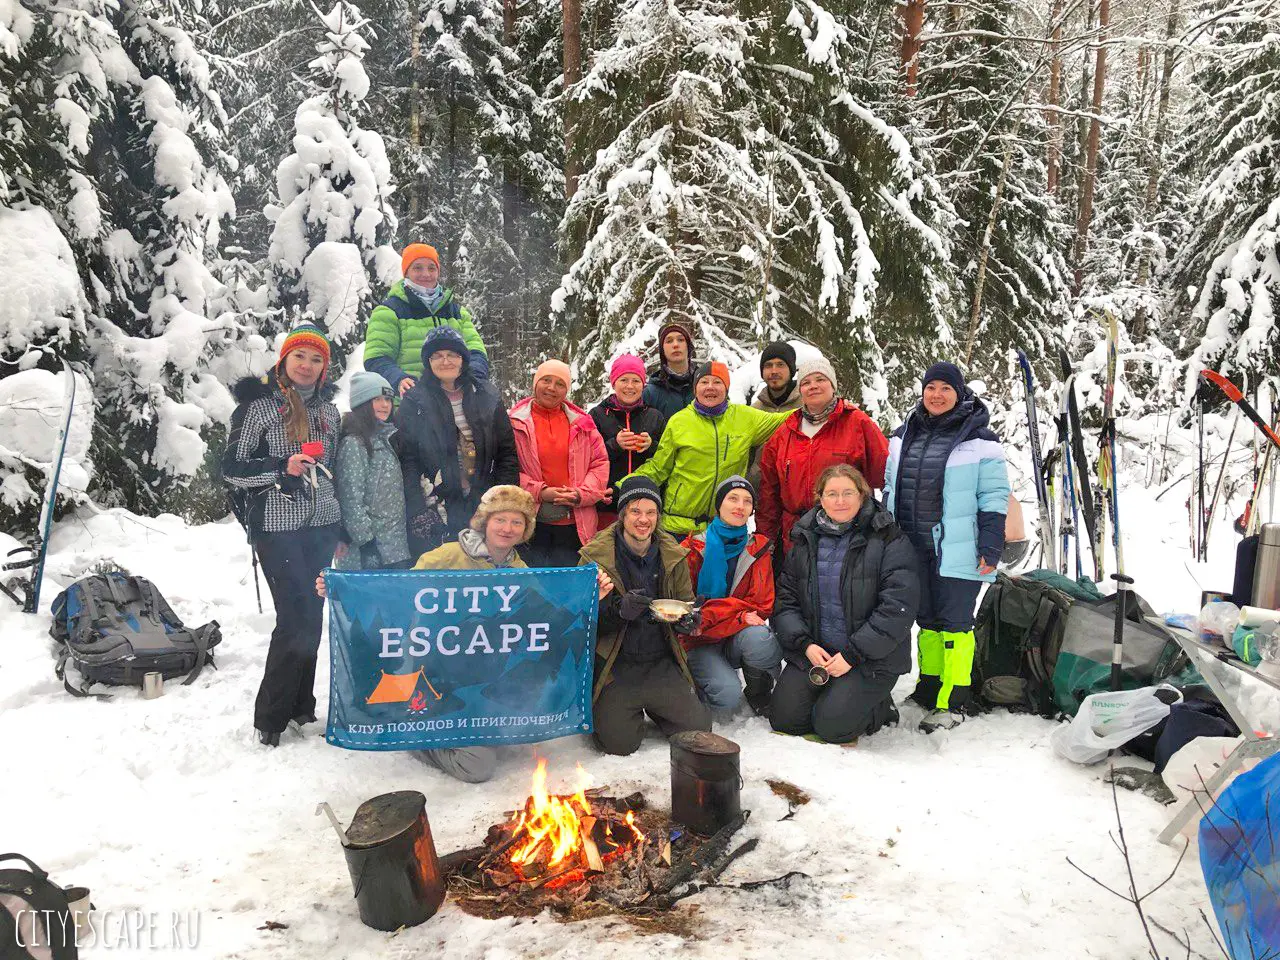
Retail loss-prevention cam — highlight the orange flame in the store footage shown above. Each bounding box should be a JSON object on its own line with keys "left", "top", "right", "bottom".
{"left": 506, "top": 760, "right": 644, "bottom": 879}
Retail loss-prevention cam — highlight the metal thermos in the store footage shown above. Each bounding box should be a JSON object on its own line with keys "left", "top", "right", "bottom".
{"left": 142, "top": 672, "right": 163, "bottom": 699}
{"left": 1253, "top": 523, "right": 1280, "bottom": 609}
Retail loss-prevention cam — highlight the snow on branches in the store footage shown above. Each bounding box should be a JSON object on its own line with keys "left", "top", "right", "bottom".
{"left": 266, "top": 1, "right": 398, "bottom": 345}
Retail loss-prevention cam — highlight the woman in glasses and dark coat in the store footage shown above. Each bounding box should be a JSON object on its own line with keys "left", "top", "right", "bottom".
{"left": 769, "top": 464, "right": 919, "bottom": 744}
{"left": 395, "top": 326, "right": 520, "bottom": 554}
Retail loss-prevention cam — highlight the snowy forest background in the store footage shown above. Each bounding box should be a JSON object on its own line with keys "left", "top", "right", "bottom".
{"left": 0, "top": 0, "right": 1277, "bottom": 526}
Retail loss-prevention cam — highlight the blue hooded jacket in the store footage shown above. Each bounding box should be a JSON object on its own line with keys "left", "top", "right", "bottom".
{"left": 883, "top": 391, "right": 1010, "bottom": 581}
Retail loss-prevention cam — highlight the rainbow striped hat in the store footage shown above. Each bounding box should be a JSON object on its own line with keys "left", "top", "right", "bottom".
{"left": 277, "top": 322, "right": 332, "bottom": 377}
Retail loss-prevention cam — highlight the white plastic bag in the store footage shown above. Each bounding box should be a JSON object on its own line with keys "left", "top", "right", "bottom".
{"left": 1050, "top": 686, "right": 1178, "bottom": 765}
{"left": 1160, "top": 736, "right": 1252, "bottom": 842}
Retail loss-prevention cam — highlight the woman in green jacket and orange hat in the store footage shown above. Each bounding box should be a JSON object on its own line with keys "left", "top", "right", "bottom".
{"left": 630, "top": 361, "right": 790, "bottom": 536}
{"left": 363, "top": 242, "right": 490, "bottom": 393}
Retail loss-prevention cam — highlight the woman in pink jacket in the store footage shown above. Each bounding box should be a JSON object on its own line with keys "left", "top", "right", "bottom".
{"left": 509, "top": 359, "right": 610, "bottom": 567}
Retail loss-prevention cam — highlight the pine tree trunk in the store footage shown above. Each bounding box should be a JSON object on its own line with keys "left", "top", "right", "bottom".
{"left": 500, "top": 0, "right": 521, "bottom": 362}
{"left": 1045, "top": 0, "right": 1064, "bottom": 192}
{"left": 901, "top": 0, "right": 926, "bottom": 96}
{"left": 1071, "top": 0, "right": 1109, "bottom": 292}
{"left": 562, "top": 0, "right": 583, "bottom": 198}
{"left": 1132, "top": 0, "right": 1181, "bottom": 339}
{"left": 502, "top": 0, "right": 519, "bottom": 249}
{"left": 1070, "top": 0, "right": 1095, "bottom": 215}
{"left": 965, "top": 140, "right": 1014, "bottom": 366}
{"left": 409, "top": 0, "right": 423, "bottom": 221}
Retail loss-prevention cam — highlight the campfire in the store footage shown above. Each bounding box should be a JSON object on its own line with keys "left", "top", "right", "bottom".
{"left": 441, "top": 758, "right": 758, "bottom": 922}
{"left": 503, "top": 760, "right": 644, "bottom": 887}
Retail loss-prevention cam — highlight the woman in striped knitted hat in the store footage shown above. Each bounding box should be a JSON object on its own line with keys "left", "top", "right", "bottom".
{"left": 222, "top": 322, "right": 342, "bottom": 748}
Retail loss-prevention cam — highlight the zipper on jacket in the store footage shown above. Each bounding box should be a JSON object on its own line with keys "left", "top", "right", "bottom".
{"left": 709, "top": 417, "right": 721, "bottom": 522}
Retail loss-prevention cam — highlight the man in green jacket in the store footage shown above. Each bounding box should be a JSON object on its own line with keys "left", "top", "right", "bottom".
{"left": 630, "top": 361, "right": 789, "bottom": 535}
{"left": 363, "top": 243, "right": 489, "bottom": 393}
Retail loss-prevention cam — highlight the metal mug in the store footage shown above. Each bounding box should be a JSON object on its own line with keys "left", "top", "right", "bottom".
{"left": 142, "top": 672, "right": 163, "bottom": 699}
{"left": 63, "top": 886, "right": 91, "bottom": 943}
{"left": 808, "top": 665, "right": 830, "bottom": 687}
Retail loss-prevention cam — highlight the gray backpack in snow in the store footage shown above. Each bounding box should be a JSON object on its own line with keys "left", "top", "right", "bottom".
{"left": 49, "top": 573, "right": 221, "bottom": 698}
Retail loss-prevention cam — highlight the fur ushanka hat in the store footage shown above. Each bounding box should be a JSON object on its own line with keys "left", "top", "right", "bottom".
{"left": 469, "top": 485, "right": 538, "bottom": 543}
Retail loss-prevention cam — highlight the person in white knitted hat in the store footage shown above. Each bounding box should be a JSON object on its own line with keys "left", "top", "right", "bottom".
{"left": 757, "top": 357, "right": 889, "bottom": 557}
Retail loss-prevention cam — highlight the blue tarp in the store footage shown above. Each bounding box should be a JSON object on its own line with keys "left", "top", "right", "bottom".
{"left": 1199, "top": 752, "right": 1280, "bottom": 957}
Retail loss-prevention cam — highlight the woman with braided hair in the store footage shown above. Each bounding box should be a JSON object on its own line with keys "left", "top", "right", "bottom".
{"left": 223, "top": 323, "right": 341, "bottom": 748}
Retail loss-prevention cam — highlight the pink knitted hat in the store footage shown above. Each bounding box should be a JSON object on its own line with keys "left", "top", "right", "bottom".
{"left": 609, "top": 353, "right": 647, "bottom": 386}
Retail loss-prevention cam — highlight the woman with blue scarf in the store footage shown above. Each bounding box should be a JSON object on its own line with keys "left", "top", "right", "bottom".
{"left": 681, "top": 477, "right": 782, "bottom": 716}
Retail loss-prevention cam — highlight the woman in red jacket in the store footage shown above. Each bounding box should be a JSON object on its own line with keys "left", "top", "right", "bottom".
{"left": 758, "top": 358, "right": 889, "bottom": 556}
{"left": 682, "top": 477, "right": 781, "bottom": 716}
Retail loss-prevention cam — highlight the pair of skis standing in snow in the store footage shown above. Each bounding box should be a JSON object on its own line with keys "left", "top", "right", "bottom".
{"left": 1018, "top": 318, "right": 1280, "bottom": 689}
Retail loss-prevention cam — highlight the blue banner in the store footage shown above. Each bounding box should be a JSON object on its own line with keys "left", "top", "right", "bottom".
{"left": 324, "top": 566, "right": 598, "bottom": 751}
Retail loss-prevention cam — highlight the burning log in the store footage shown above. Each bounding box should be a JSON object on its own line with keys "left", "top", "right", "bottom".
{"left": 580, "top": 816, "right": 605, "bottom": 873}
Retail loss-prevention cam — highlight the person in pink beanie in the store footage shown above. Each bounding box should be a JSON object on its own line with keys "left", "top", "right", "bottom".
{"left": 590, "top": 354, "right": 668, "bottom": 527}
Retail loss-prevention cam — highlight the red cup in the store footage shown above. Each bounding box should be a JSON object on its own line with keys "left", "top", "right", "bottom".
{"left": 301, "top": 441, "right": 324, "bottom": 459}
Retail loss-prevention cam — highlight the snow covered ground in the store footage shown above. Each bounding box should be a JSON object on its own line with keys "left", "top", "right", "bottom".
{"left": 3, "top": 466, "right": 1273, "bottom": 959}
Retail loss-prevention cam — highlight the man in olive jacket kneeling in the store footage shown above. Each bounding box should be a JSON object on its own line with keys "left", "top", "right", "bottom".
{"left": 579, "top": 477, "right": 712, "bottom": 755}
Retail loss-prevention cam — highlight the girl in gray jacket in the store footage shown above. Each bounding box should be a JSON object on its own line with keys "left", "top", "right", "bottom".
{"left": 334, "top": 372, "right": 412, "bottom": 570}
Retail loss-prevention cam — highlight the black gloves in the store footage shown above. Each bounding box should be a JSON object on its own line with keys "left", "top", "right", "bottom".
{"left": 410, "top": 510, "right": 445, "bottom": 544}
{"left": 618, "top": 590, "right": 653, "bottom": 621}
{"left": 672, "top": 609, "right": 702, "bottom": 636}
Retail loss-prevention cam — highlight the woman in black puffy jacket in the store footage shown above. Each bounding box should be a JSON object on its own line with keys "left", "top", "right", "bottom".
{"left": 770, "top": 464, "right": 919, "bottom": 744}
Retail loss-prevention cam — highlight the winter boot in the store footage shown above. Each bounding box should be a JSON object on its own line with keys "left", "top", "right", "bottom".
{"left": 258, "top": 728, "right": 281, "bottom": 747}
{"left": 292, "top": 711, "right": 319, "bottom": 727}
{"left": 908, "top": 629, "right": 944, "bottom": 707}
{"left": 919, "top": 709, "right": 965, "bottom": 734}
{"left": 742, "top": 667, "right": 774, "bottom": 716}
{"left": 865, "top": 696, "right": 900, "bottom": 736}
{"left": 937, "top": 630, "right": 976, "bottom": 712}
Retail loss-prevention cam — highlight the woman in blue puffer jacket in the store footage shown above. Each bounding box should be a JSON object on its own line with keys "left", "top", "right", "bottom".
{"left": 884, "top": 361, "right": 1010, "bottom": 733}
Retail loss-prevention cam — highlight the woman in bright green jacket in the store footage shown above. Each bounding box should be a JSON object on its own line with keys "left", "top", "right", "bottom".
{"left": 363, "top": 242, "right": 489, "bottom": 393}
{"left": 630, "top": 361, "right": 789, "bottom": 535}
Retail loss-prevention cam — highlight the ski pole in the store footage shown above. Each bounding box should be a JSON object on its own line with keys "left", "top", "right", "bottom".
{"left": 1203, "top": 409, "right": 1240, "bottom": 555}
{"left": 251, "top": 545, "right": 264, "bottom": 615}
{"left": 1110, "top": 572, "right": 1135, "bottom": 691}
{"left": 1197, "top": 401, "right": 1206, "bottom": 561}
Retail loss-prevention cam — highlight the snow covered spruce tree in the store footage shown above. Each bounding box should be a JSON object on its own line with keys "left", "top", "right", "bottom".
{"left": 552, "top": 0, "right": 958, "bottom": 412}
{"left": 0, "top": 0, "right": 249, "bottom": 515}
{"left": 388, "top": 0, "right": 563, "bottom": 390}
{"left": 913, "top": 0, "right": 1072, "bottom": 386}
{"left": 265, "top": 1, "right": 399, "bottom": 353}
{"left": 1175, "top": 0, "right": 1280, "bottom": 388}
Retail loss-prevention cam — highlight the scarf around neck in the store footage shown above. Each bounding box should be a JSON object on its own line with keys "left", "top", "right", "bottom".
{"left": 695, "top": 398, "right": 729, "bottom": 418}
{"left": 405, "top": 279, "right": 446, "bottom": 314}
{"left": 605, "top": 394, "right": 644, "bottom": 414}
{"left": 815, "top": 509, "right": 854, "bottom": 537}
{"left": 802, "top": 397, "right": 838, "bottom": 424}
{"left": 697, "top": 516, "right": 750, "bottom": 599}
{"left": 661, "top": 363, "right": 694, "bottom": 388}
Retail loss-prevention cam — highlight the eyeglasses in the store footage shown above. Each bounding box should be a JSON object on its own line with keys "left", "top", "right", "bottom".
{"left": 821, "top": 490, "right": 860, "bottom": 501}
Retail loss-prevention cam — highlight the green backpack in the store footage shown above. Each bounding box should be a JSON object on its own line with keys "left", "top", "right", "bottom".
{"left": 972, "top": 571, "right": 1102, "bottom": 717}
